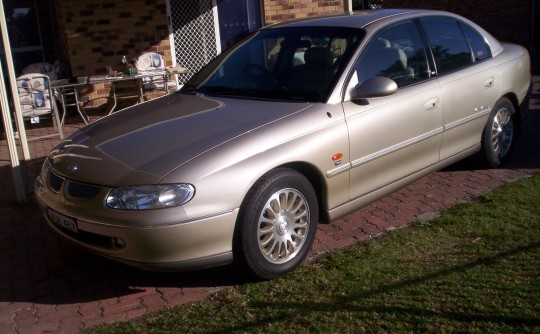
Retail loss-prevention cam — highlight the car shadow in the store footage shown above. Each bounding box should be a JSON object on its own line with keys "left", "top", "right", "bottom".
{"left": 0, "top": 200, "right": 259, "bottom": 305}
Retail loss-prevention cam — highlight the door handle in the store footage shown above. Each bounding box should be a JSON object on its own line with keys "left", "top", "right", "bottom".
{"left": 484, "top": 77, "right": 495, "bottom": 88}
{"left": 424, "top": 97, "right": 439, "bottom": 111}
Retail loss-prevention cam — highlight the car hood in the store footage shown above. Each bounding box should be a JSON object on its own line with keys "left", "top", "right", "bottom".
{"left": 48, "top": 93, "right": 313, "bottom": 185}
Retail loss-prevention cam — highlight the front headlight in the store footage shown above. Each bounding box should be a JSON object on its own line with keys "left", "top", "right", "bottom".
{"left": 106, "top": 184, "right": 195, "bottom": 210}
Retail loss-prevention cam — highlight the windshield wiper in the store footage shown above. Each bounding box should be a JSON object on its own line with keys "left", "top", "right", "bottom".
{"left": 268, "top": 89, "right": 325, "bottom": 102}
{"left": 183, "top": 86, "right": 324, "bottom": 102}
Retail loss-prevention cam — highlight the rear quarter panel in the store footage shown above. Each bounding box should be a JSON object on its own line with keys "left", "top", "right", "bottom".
{"left": 497, "top": 43, "right": 531, "bottom": 105}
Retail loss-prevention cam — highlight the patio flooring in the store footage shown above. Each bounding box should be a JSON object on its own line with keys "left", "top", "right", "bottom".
{"left": 0, "top": 78, "right": 539, "bottom": 333}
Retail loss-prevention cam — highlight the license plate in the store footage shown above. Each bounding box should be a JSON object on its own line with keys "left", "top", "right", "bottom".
{"left": 47, "top": 208, "right": 78, "bottom": 234}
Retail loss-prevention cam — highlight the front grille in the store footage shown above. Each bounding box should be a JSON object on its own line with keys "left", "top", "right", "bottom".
{"left": 46, "top": 169, "right": 103, "bottom": 200}
{"left": 48, "top": 172, "right": 64, "bottom": 192}
{"left": 66, "top": 180, "right": 102, "bottom": 200}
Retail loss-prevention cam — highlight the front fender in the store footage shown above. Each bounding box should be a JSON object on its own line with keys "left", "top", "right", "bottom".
{"left": 161, "top": 103, "right": 351, "bottom": 221}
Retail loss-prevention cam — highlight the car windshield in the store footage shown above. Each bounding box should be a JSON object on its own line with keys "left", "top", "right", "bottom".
{"left": 183, "top": 27, "right": 364, "bottom": 102}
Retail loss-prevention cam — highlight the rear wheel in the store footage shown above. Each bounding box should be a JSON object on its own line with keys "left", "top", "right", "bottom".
{"left": 235, "top": 168, "right": 319, "bottom": 279}
{"left": 479, "top": 97, "right": 515, "bottom": 168}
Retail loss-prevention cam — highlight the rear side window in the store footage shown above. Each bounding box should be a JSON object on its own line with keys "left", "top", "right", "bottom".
{"left": 461, "top": 23, "right": 491, "bottom": 62}
{"left": 420, "top": 18, "right": 473, "bottom": 74}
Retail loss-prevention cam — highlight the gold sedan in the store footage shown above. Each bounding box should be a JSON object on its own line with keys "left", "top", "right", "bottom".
{"left": 36, "top": 9, "right": 531, "bottom": 279}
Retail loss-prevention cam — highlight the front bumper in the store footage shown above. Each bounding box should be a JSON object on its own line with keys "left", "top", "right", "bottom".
{"left": 35, "top": 175, "right": 238, "bottom": 271}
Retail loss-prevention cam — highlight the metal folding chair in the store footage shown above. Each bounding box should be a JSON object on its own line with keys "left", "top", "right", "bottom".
{"left": 135, "top": 52, "right": 176, "bottom": 99}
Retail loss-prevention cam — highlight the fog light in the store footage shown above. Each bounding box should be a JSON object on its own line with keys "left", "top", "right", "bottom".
{"left": 112, "top": 237, "right": 126, "bottom": 249}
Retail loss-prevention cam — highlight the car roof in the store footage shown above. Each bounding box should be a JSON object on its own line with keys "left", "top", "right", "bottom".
{"left": 263, "top": 9, "right": 502, "bottom": 56}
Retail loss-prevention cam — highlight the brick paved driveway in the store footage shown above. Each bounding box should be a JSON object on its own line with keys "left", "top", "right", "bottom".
{"left": 1, "top": 79, "right": 538, "bottom": 333}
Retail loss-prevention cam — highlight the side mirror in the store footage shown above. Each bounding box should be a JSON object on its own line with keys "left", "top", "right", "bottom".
{"left": 353, "top": 77, "right": 398, "bottom": 100}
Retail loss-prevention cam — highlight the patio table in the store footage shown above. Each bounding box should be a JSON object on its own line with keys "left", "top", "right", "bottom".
{"left": 99, "top": 70, "right": 167, "bottom": 115}
{"left": 51, "top": 69, "right": 186, "bottom": 124}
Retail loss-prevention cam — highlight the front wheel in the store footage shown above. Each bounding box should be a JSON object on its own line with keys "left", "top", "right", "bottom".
{"left": 235, "top": 168, "right": 319, "bottom": 279}
{"left": 478, "top": 97, "right": 515, "bottom": 168}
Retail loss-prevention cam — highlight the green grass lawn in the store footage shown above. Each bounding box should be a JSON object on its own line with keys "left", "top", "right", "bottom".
{"left": 88, "top": 173, "right": 540, "bottom": 334}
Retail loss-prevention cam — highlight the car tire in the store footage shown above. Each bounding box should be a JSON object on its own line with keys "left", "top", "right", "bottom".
{"left": 235, "top": 168, "right": 319, "bottom": 280}
{"left": 478, "top": 97, "right": 515, "bottom": 168}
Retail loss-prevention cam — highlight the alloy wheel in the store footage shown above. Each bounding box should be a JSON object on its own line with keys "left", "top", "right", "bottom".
{"left": 257, "top": 188, "right": 310, "bottom": 264}
{"left": 491, "top": 107, "right": 513, "bottom": 158}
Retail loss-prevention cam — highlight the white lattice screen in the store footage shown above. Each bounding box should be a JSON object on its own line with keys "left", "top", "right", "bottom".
{"left": 169, "top": 0, "right": 218, "bottom": 84}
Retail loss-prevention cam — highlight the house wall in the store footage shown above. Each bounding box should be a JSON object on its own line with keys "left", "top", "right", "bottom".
{"left": 36, "top": 0, "right": 68, "bottom": 75}
{"left": 263, "top": 0, "right": 345, "bottom": 25}
{"left": 383, "top": 0, "right": 538, "bottom": 73}
{"left": 59, "top": 0, "right": 171, "bottom": 108}
{"left": 383, "top": 0, "right": 533, "bottom": 51}
{"left": 59, "top": 0, "right": 347, "bottom": 109}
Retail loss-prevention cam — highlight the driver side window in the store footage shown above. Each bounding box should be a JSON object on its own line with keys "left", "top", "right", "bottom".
{"left": 357, "top": 21, "right": 430, "bottom": 88}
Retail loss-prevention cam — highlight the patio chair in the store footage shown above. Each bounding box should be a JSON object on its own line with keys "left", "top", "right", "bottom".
{"left": 21, "top": 61, "right": 87, "bottom": 124}
{"left": 16, "top": 73, "right": 63, "bottom": 141}
{"left": 135, "top": 52, "right": 176, "bottom": 99}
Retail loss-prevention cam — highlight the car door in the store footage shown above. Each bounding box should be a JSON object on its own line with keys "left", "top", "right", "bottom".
{"left": 419, "top": 17, "right": 501, "bottom": 160}
{"left": 342, "top": 20, "right": 443, "bottom": 200}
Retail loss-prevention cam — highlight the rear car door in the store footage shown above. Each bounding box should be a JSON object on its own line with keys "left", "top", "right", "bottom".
{"left": 419, "top": 17, "right": 500, "bottom": 160}
{"left": 342, "top": 20, "right": 443, "bottom": 200}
